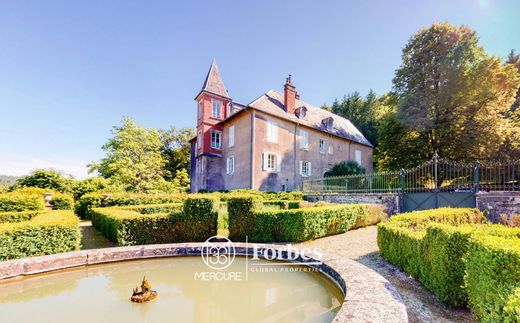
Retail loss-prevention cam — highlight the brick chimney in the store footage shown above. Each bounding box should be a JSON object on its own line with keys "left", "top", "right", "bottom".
{"left": 284, "top": 74, "right": 296, "bottom": 114}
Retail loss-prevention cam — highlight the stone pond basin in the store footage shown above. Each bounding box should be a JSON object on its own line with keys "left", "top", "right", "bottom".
{"left": 0, "top": 243, "right": 407, "bottom": 322}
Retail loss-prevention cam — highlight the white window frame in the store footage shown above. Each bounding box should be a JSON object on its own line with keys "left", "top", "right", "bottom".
{"left": 299, "top": 160, "right": 312, "bottom": 177}
{"left": 226, "top": 156, "right": 235, "bottom": 175}
{"left": 228, "top": 125, "right": 235, "bottom": 147}
{"left": 319, "top": 139, "right": 326, "bottom": 154}
{"left": 210, "top": 130, "right": 222, "bottom": 150}
{"left": 299, "top": 129, "right": 309, "bottom": 149}
{"left": 355, "top": 149, "right": 362, "bottom": 165}
{"left": 197, "top": 131, "right": 202, "bottom": 149}
{"left": 262, "top": 152, "right": 280, "bottom": 173}
{"left": 266, "top": 120, "right": 278, "bottom": 143}
{"left": 211, "top": 99, "right": 222, "bottom": 119}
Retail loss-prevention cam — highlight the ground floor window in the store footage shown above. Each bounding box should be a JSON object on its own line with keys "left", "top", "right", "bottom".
{"left": 263, "top": 152, "right": 279, "bottom": 172}
{"left": 300, "top": 160, "right": 312, "bottom": 177}
{"left": 226, "top": 156, "right": 235, "bottom": 174}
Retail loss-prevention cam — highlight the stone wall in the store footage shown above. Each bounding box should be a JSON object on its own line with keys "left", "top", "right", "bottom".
{"left": 476, "top": 191, "right": 520, "bottom": 221}
{"left": 304, "top": 193, "right": 401, "bottom": 215}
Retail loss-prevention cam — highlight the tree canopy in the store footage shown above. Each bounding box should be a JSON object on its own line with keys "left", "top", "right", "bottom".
{"left": 89, "top": 117, "right": 170, "bottom": 192}
{"left": 376, "top": 23, "right": 520, "bottom": 169}
{"left": 324, "top": 161, "right": 366, "bottom": 177}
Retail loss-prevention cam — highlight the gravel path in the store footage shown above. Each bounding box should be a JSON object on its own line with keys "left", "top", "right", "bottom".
{"left": 298, "top": 226, "right": 475, "bottom": 323}
{"left": 79, "top": 221, "right": 115, "bottom": 250}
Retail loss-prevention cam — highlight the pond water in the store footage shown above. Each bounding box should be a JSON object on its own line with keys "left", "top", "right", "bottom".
{"left": 0, "top": 257, "right": 343, "bottom": 323}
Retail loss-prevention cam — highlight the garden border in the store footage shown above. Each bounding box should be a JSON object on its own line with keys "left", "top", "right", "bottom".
{"left": 0, "top": 243, "right": 407, "bottom": 322}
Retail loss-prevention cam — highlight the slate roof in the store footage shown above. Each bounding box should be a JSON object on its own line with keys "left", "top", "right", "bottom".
{"left": 200, "top": 59, "right": 230, "bottom": 98}
{"left": 245, "top": 90, "right": 373, "bottom": 147}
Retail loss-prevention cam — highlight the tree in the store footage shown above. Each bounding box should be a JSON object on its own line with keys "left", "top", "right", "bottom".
{"left": 506, "top": 49, "right": 520, "bottom": 118}
{"left": 89, "top": 117, "right": 169, "bottom": 192}
{"left": 324, "top": 161, "right": 366, "bottom": 177}
{"left": 324, "top": 90, "right": 381, "bottom": 147}
{"left": 159, "top": 127, "right": 195, "bottom": 181}
{"left": 15, "top": 169, "right": 73, "bottom": 193}
{"left": 72, "top": 177, "right": 112, "bottom": 200}
{"left": 378, "top": 23, "right": 519, "bottom": 169}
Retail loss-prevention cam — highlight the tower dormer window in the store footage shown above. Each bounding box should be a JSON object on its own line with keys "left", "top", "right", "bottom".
{"left": 212, "top": 99, "right": 222, "bottom": 118}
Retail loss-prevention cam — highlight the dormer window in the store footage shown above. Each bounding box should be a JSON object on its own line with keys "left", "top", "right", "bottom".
{"left": 212, "top": 99, "right": 222, "bottom": 118}
{"left": 322, "top": 117, "right": 334, "bottom": 129}
{"left": 295, "top": 106, "right": 307, "bottom": 119}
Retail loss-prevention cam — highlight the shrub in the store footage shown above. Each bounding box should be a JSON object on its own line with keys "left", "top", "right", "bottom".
{"left": 465, "top": 235, "right": 520, "bottom": 322}
{"left": 14, "top": 169, "right": 73, "bottom": 193}
{"left": 50, "top": 193, "right": 74, "bottom": 210}
{"left": 378, "top": 208, "right": 520, "bottom": 308}
{"left": 0, "top": 211, "right": 81, "bottom": 261}
{"left": 229, "top": 196, "right": 382, "bottom": 242}
{"left": 75, "top": 192, "right": 187, "bottom": 219}
{"left": 113, "top": 203, "right": 182, "bottom": 214}
{"left": 0, "top": 193, "right": 45, "bottom": 212}
{"left": 0, "top": 210, "right": 47, "bottom": 223}
{"left": 91, "top": 196, "right": 217, "bottom": 245}
{"left": 260, "top": 200, "right": 303, "bottom": 210}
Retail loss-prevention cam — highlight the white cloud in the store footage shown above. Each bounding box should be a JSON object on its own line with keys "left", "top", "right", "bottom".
{"left": 0, "top": 153, "right": 91, "bottom": 179}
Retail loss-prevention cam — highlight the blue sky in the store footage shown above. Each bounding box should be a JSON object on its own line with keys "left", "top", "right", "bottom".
{"left": 0, "top": 0, "right": 518, "bottom": 178}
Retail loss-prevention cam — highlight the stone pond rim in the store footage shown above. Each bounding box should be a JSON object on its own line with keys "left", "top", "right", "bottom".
{"left": 0, "top": 243, "right": 408, "bottom": 323}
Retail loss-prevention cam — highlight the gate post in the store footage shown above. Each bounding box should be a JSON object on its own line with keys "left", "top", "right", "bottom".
{"left": 473, "top": 160, "right": 480, "bottom": 193}
{"left": 400, "top": 169, "right": 405, "bottom": 213}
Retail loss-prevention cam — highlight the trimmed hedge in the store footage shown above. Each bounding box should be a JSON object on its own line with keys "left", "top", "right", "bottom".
{"left": 113, "top": 203, "right": 183, "bottom": 214}
{"left": 91, "top": 196, "right": 217, "bottom": 245}
{"left": 0, "top": 193, "right": 45, "bottom": 212}
{"left": 50, "top": 193, "right": 74, "bottom": 210}
{"left": 0, "top": 210, "right": 48, "bottom": 223}
{"left": 260, "top": 200, "right": 303, "bottom": 210}
{"left": 378, "top": 207, "right": 520, "bottom": 317}
{"left": 465, "top": 235, "right": 520, "bottom": 322}
{"left": 228, "top": 196, "right": 385, "bottom": 242}
{"left": 75, "top": 192, "right": 187, "bottom": 219}
{"left": 0, "top": 211, "right": 81, "bottom": 261}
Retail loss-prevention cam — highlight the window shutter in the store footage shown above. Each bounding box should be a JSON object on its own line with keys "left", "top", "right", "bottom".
{"left": 276, "top": 154, "right": 281, "bottom": 172}
{"left": 226, "top": 158, "right": 230, "bottom": 174}
{"left": 308, "top": 162, "right": 312, "bottom": 176}
{"left": 299, "top": 161, "right": 303, "bottom": 175}
{"left": 262, "top": 153, "right": 267, "bottom": 171}
{"left": 229, "top": 126, "right": 234, "bottom": 147}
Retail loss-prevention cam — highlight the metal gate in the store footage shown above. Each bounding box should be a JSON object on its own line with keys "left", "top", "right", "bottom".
{"left": 402, "top": 154, "right": 477, "bottom": 212}
{"left": 403, "top": 192, "right": 475, "bottom": 212}
{"left": 302, "top": 153, "right": 519, "bottom": 213}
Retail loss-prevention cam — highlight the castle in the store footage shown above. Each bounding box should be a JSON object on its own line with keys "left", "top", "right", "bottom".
{"left": 190, "top": 60, "right": 373, "bottom": 192}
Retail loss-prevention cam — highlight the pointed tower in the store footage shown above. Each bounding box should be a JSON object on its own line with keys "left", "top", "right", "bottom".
{"left": 191, "top": 59, "right": 231, "bottom": 192}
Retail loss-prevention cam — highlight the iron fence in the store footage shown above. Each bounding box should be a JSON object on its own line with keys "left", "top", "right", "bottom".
{"left": 302, "top": 155, "right": 520, "bottom": 194}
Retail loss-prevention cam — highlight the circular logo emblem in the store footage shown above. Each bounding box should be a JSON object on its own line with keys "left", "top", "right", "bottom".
{"left": 201, "top": 236, "right": 236, "bottom": 270}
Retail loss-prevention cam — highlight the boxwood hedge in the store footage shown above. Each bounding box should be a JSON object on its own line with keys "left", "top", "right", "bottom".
{"left": 228, "top": 195, "right": 385, "bottom": 242}
{"left": 0, "top": 211, "right": 81, "bottom": 261}
{"left": 0, "top": 210, "right": 48, "bottom": 223}
{"left": 91, "top": 196, "right": 217, "bottom": 245}
{"left": 465, "top": 235, "right": 520, "bottom": 322}
{"left": 378, "top": 207, "right": 520, "bottom": 319}
{"left": 75, "top": 192, "right": 187, "bottom": 219}
{"left": 0, "top": 193, "right": 45, "bottom": 212}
